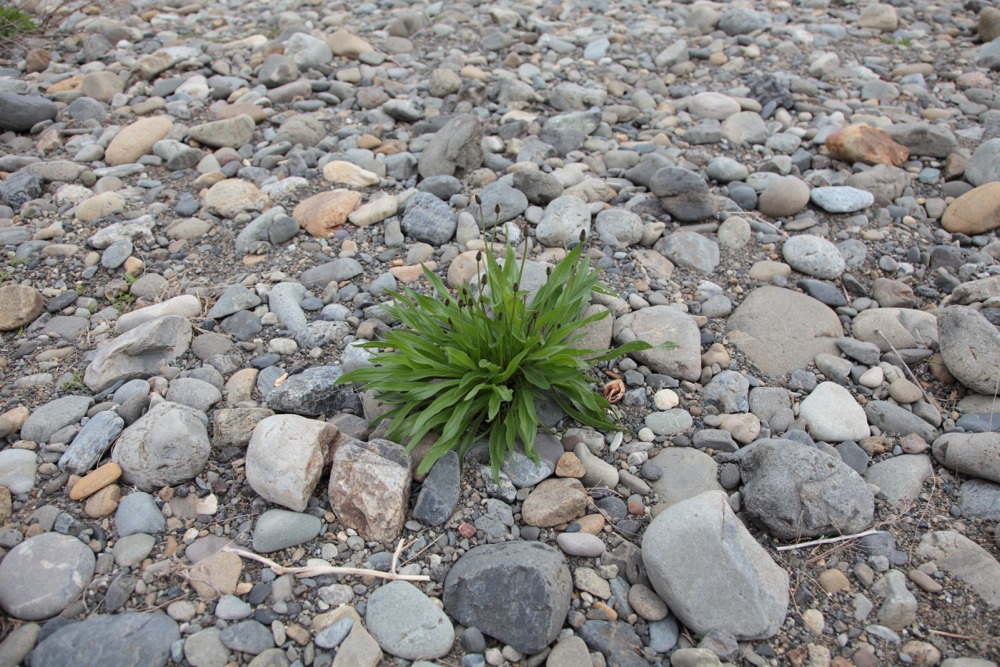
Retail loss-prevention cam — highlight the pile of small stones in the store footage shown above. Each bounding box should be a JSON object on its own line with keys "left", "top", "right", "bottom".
{"left": 1, "top": 0, "right": 1000, "bottom": 665}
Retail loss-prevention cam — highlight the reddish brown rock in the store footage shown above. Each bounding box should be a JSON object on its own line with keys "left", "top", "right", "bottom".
{"left": 941, "top": 182, "right": 1000, "bottom": 235}
{"left": 0, "top": 284, "right": 44, "bottom": 331}
{"left": 294, "top": 190, "right": 361, "bottom": 237}
{"left": 825, "top": 124, "right": 909, "bottom": 166}
{"left": 521, "top": 478, "right": 589, "bottom": 528}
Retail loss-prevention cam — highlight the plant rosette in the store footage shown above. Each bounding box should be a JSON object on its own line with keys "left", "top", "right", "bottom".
{"left": 337, "top": 229, "right": 673, "bottom": 479}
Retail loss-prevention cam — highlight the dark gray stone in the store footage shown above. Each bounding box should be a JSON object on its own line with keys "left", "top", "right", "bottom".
{"left": 959, "top": 479, "right": 1000, "bottom": 520}
{"left": 207, "top": 285, "right": 262, "bottom": 319}
{"left": 0, "top": 533, "right": 95, "bottom": 621}
{"left": 401, "top": 191, "right": 457, "bottom": 245}
{"left": 511, "top": 170, "right": 563, "bottom": 205}
{"left": 264, "top": 366, "right": 349, "bottom": 417}
{"left": 578, "top": 621, "right": 648, "bottom": 667}
{"left": 21, "top": 395, "right": 93, "bottom": 444}
{"left": 865, "top": 401, "right": 938, "bottom": 441}
{"left": 444, "top": 541, "right": 571, "bottom": 654}
{"left": 251, "top": 509, "right": 322, "bottom": 553}
{"left": 0, "top": 93, "right": 58, "bottom": 132}
{"left": 413, "top": 451, "right": 461, "bottom": 526}
{"left": 726, "top": 438, "right": 874, "bottom": 540}
{"left": 27, "top": 612, "right": 178, "bottom": 667}
{"left": 649, "top": 167, "right": 716, "bottom": 222}
{"left": 219, "top": 620, "right": 275, "bottom": 655}
{"left": 0, "top": 170, "right": 42, "bottom": 211}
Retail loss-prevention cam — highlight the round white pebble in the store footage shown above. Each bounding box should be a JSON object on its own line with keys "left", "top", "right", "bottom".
{"left": 858, "top": 366, "right": 884, "bottom": 388}
{"left": 638, "top": 427, "right": 656, "bottom": 442}
{"left": 653, "top": 389, "right": 679, "bottom": 410}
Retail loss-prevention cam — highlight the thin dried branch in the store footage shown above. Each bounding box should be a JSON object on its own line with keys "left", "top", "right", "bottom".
{"left": 776, "top": 529, "right": 880, "bottom": 552}
{"left": 224, "top": 541, "right": 430, "bottom": 582}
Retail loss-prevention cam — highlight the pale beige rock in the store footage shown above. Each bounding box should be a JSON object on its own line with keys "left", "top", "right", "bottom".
{"left": 75, "top": 191, "right": 125, "bottom": 223}
{"left": 246, "top": 414, "right": 337, "bottom": 512}
{"left": 84, "top": 484, "right": 121, "bottom": 517}
{"left": 521, "top": 478, "right": 589, "bottom": 528}
{"left": 80, "top": 71, "right": 124, "bottom": 102}
{"left": 942, "top": 182, "right": 1000, "bottom": 235}
{"left": 323, "top": 161, "right": 380, "bottom": 187}
{"left": 858, "top": 3, "right": 899, "bottom": 31}
{"left": 188, "top": 551, "right": 242, "bottom": 601}
{"left": 202, "top": 179, "right": 270, "bottom": 219}
{"left": 0, "top": 406, "right": 30, "bottom": 438}
{"left": 348, "top": 195, "right": 398, "bottom": 227}
{"left": 293, "top": 190, "right": 361, "bottom": 237}
{"left": 105, "top": 116, "right": 174, "bottom": 166}
{"left": 327, "top": 29, "right": 373, "bottom": 58}
{"left": 0, "top": 285, "right": 44, "bottom": 332}
{"left": 916, "top": 531, "right": 1000, "bottom": 608}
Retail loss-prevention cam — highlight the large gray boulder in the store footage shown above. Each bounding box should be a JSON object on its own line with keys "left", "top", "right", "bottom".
{"left": 728, "top": 438, "right": 874, "bottom": 540}
{"left": 444, "top": 541, "right": 572, "bottom": 654}
{"left": 937, "top": 306, "right": 1000, "bottom": 395}
{"left": 111, "top": 401, "right": 211, "bottom": 491}
{"left": 641, "top": 491, "right": 788, "bottom": 639}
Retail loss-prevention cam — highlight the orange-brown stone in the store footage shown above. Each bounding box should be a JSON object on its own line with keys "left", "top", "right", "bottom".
{"left": 293, "top": 190, "right": 361, "bottom": 237}
{"left": 825, "top": 124, "right": 909, "bottom": 166}
{"left": 70, "top": 462, "right": 123, "bottom": 500}
{"left": 941, "top": 182, "right": 1000, "bottom": 235}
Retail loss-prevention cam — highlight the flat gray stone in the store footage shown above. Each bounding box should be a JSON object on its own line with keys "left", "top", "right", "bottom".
{"left": 0, "top": 532, "right": 95, "bottom": 621}
{"left": 27, "top": 612, "right": 179, "bottom": 667}
{"left": 727, "top": 287, "right": 844, "bottom": 377}
{"left": 864, "top": 455, "right": 934, "bottom": 511}
{"left": 366, "top": 581, "right": 455, "bottom": 660}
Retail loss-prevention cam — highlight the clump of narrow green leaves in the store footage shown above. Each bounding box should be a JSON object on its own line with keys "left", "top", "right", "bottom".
{"left": 0, "top": 4, "right": 35, "bottom": 39}
{"left": 337, "top": 224, "right": 669, "bottom": 479}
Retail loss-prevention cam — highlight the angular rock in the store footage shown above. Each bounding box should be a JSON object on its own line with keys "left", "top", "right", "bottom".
{"left": 84, "top": 316, "right": 192, "bottom": 392}
{"left": 58, "top": 410, "right": 125, "bottom": 475}
{"left": 444, "top": 541, "right": 571, "bottom": 654}
{"left": 246, "top": 414, "right": 337, "bottom": 512}
{"left": 412, "top": 450, "right": 460, "bottom": 526}
{"left": 401, "top": 191, "right": 457, "bottom": 245}
{"left": 641, "top": 491, "right": 789, "bottom": 640}
{"left": 187, "top": 115, "right": 256, "bottom": 148}
{"left": 0, "top": 284, "right": 44, "bottom": 331}
{"left": 111, "top": 401, "right": 211, "bottom": 491}
{"left": 418, "top": 114, "right": 483, "bottom": 179}
{"left": 263, "top": 366, "right": 350, "bottom": 416}
{"left": 732, "top": 438, "right": 874, "bottom": 540}
{"left": 648, "top": 447, "right": 722, "bottom": 508}
{"left": 328, "top": 439, "right": 411, "bottom": 544}
{"left": 825, "top": 124, "right": 909, "bottom": 166}
{"left": 521, "top": 478, "right": 589, "bottom": 527}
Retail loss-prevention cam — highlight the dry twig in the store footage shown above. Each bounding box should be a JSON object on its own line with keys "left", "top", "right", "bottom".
{"left": 776, "top": 529, "right": 880, "bottom": 552}
{"left": 224, "top": 540, "right": 430, "bottom": 582}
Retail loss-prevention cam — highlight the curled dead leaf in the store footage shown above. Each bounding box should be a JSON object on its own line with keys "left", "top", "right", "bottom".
{"left": 603, "top": 379, "right": 625, "bottom": 404}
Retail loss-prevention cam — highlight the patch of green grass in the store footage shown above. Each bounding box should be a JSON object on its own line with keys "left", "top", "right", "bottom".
{"left": 61, "top": 373, "right": 86, "bottom": 392}
{"left": 111, "top": 291, "right": 134, "bottom": 312}
{"left": 0, "top": 4, "right": 35, "bottom": 39}
{"left": 881, "top": 36, "right": 912, "bottom": 46}
{"left": 338, "top": 220, "right": 671, "bottom": 479}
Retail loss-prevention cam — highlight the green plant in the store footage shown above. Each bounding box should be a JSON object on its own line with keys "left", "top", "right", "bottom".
{"left": 0, "top": 4, "right": 35, "bottom": 39}
{"left": 111, "top": 291, "right": 134, "bottom": 311}
{"left": 61, "top": 372, "right": 85, "bottom": 392}
{"left": 337, "top": 222, "right": 671, "bottom": 479}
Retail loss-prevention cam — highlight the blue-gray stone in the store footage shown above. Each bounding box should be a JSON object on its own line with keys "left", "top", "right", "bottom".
{"left": 101, "top": 238, "right": 133, "bottom": 269}
{"left": 959, "top": 479, "right": 1000, "bottom": 520}
{"left": 578, "top": 621, "right": 648, "bottom": 667}
{"left": 219, "top": 310, "right": 262, "bottom": 341}
{"left": 207, "top": 285, "right": 262, "bottom": 319}
{"left": 21, "top": 395, "right": 93, "bottom": 444}
{"left": 251, "top": 509, "right": 322, "bottom": 553}
{"left": 401, "top": 192, "right": 457, "bottom": 245}
{"left": 0, "top": 170, "right": 42, "bottom": 210}
{"left": 701, "top": 370, "right": 750, "bottom": 413}
{"left": 0, "top": 93, "right": 58, "bottom": 132}
{"left": 648, "top": 615, "right": 680, "bottom": 653}
{"left": 366, "top": 581, "right": 455, "bottom": 660}
{"left": 267, "top": 282, "right": 307, "bottom": 332}
{"left": 58, "top": 410, "right": 125, "bottom": 475}
{"left": 413, "top": 451, "right": 461, "bottom": 526}
{"left": 0, "top": 532, "right": 95, "bottom": 621}
{"left": 810, "top": 186, "right": 875, "bottom": 213}
{"left": 467, "top": 182, "right": 529, "bottom": 227}
{"left": 115, "top": 492, "right": 165, "bottom": 537}
{"left": 315, "top": 618, "right": 353, "bottom": 650}
{"left": 300, "top": 258, "right": 363, "bottom": 288}
{"left": 219, "top": 620, "right": 274, "bottom": 655}
{"left": 26, "top": 612, "right": 179, "bottom": 667}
